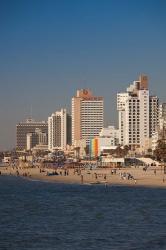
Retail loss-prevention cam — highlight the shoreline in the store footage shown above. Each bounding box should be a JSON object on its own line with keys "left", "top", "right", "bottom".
{"left": 0, "top": 165, "right": 166, "bottom": 189}
{"left": 1, "top": 174, "right": 166, "bottom": 190}
{"left": 27, "top": 177, "right": 166, "bottom": 189}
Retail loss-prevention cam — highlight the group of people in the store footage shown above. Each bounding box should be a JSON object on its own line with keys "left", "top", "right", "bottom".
{"left": 58, "top": 169, "right": 69, "bottom": 176}
{"left": 119, "top": 172, "right": 134, "bottom": 181}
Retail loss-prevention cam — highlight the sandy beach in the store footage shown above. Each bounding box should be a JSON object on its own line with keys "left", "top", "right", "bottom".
{"left": 0, "top": 163, "right": 166, "bottom": 188}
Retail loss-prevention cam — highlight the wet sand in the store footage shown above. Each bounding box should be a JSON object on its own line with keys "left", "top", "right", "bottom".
{"left": 0, "top": 164, "right": 166, "bottom": 188}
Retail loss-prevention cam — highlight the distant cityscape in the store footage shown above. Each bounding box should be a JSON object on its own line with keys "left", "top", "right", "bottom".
{"left": 1, "top": 2, "right": 166, "bottom": 250}
{"left": 15, "top": 74, "right": 166, "bottom": 158}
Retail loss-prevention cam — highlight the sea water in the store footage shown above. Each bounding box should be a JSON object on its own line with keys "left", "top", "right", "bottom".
{"left": 0, "top": 175, "right": 166, "bottom": 250}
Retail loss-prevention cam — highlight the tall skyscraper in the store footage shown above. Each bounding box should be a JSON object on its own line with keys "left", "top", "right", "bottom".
{"left": 72, "top": 89, "right": 104, "bottom": 144}
{"left": 16, "top": 118, "right": 48, "bottom": 150}
{"left": 48, "top": 109, "right": 71, "bottom": 151}
{"left": 117, "top": 75, "right": 149, "bottom": 150}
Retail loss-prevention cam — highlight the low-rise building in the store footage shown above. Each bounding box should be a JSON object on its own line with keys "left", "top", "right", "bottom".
{"left": 99, "top": 126, "right": 119, "bottom": 144}
{"left": 90, "top": 138, "right": 118, "bottom": 157}
{"left": 27, "top": 128, "right": 47, "bottom": 150}
{"left": 89, "top": 126, "right": 119, "bottom": 157}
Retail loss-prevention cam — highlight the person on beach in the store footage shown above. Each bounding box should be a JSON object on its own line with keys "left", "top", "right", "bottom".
{"left": 94, "top": 173, "right": 97, "bottom": 180}
{"left": 81, "top": 174, "right": 83, "bottom": 184}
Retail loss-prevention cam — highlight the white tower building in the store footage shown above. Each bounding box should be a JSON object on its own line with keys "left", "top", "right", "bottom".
{"left": 117, "top": 75, "right": 149, "bottom": 150}
{"left": 48, "top": 109, "right": 67, "bottom": 151}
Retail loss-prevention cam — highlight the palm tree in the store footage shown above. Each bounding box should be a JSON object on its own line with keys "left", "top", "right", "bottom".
{"left": 154, "top": 139, "right": 166, "bottom": 162}
{"left": 114, "top": 145, "right": 129, "bottom": 157}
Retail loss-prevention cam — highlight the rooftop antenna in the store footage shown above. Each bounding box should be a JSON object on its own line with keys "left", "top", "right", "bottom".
{"left": 27, "top": 105, "right": 33, "bottom": 122}
{"left": 30, "top": 104, "right": 33, "bottom": 119}
{"left": 26, "top": 105, "right": 33, "bottom": 123}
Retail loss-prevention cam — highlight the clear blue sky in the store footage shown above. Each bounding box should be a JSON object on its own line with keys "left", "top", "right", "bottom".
{"left": 0, "top": 0, "right": 166, "bottom": 150}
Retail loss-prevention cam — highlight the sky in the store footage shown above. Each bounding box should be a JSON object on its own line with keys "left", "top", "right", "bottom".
{"left": 0, "top": 0, "right": 166, "bottom": 150}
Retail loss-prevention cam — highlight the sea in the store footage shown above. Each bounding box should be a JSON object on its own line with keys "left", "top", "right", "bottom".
{"left": 0, "top": 175, "right": 166, "bottom": 250}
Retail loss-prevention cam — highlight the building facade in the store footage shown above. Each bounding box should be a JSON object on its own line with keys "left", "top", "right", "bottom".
{"left": 26, "top": 128, "right": 48, "bottom": 150}
{"left": 117, "top": 75, "right": 150, "bottom": 150}
{"left": 48, "top": 109, "right": 71, "bottom": 151}
{"left": 99, "top": 126, "right": 119, "bottom": 145}
{"left": 152, "top": 102, "right": 166, "bottom": 151}
{"left": 72, "top": 89, "right": 104, "bottom": 144}
{"left": 89, "top": 126, "right": 119, "bottom": 157}
{"left": 27, "top": 133, "right": 38, "bottom": 150}
{"left": 16, "top": 118, "right": 48, "bottom": 150}
{"left": 159, "top": 103, "right": 166, "bottom": 121}
{"left": 90, "top": 137, "right": 117, "bottom": 157}
{"left": 149, "top": 96, "right": 159, "bottom": 137}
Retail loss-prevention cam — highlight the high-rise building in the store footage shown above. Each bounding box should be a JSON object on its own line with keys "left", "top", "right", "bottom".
{"left": 117, "top": 75, "right": 149, "bottom": 150}
{"left": 48, "top": 109, "right": 71, "bottom": 151}
{"left": 149, "top": 96, "right": 159, "bottom": 137}
{"left": 72, "top": 89, "right": 104, "bottom": 144}
{"left": 16, "top": 118, "right": 48, "bottom": 150}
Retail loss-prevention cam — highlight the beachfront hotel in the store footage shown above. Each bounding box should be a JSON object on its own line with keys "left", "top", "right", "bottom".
{"left": 71, "top": 89, "right": 104, "bottom": 144}
{"left": 117, "top": 75, "right": 159, "bottom": 151}
{"left": 16, "top": 118, "right": 48, "bottom": 150}
{"left": 48, "top": 109, "right": 71, "bottom": 151}
{"left": 117, "top": 75, "right": 149, "bottom": 150}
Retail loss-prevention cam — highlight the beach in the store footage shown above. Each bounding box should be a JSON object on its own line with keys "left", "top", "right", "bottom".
{"left": 0, "top": 164, "right": 166, "bottom": 188}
